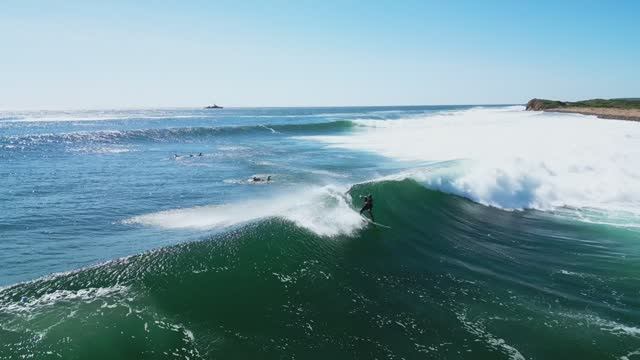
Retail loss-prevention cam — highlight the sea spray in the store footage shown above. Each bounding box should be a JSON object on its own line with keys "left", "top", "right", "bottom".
{"left": 125, "top": 185, "right": 366, "bottom": 237}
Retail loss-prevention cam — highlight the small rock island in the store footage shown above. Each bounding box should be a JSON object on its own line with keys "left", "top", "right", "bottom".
{"left": 526, "top": 98, "right": 640, "bottom": 121}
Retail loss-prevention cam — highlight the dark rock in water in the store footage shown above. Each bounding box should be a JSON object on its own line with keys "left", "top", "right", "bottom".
{"left": 205, "top": 104, "right": 223, "bottom": 109}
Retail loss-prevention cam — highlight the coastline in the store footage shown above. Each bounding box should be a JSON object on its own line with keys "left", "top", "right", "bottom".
{"left": 544, "top": 107, "right": 640, "bottom": 122}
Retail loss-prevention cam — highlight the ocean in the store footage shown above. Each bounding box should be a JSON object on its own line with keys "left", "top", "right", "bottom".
{"left": 1, "top": 105, "right": 639, "bottom": 359}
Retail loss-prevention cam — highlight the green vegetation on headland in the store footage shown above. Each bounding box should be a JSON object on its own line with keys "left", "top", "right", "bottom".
{"left": 525, "top": 98, "right": 640, "bottom": 121}
{"left": 526, "top": 98, "right": 640, "bottom": 111}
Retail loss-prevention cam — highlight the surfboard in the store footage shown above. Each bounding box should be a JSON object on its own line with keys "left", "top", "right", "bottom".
{"left": 362, "top": 217, "right": 392, "bottom": 229}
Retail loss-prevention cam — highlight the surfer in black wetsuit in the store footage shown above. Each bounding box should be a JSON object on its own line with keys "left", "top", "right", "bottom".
{"left": 251, "top": 175, "right": 272, "bottom": 183}
{"left": 360, "top": 194, "right": 374, "bottom": 221}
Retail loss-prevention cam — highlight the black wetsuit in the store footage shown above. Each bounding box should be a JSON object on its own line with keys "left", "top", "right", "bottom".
{"left": 360, "top": 196, "right": 374, "bottom": 221}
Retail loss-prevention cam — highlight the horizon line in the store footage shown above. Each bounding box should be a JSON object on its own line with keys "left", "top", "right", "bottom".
{"left": 0, "top": 103, "right": 524, "bottom": 112}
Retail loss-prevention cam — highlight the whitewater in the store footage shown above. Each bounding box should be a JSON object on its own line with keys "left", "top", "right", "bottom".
{"left": 302, "top": 106, "right": 640, "bottom": 214}
{"left": 2, "top": 105, "right": 639, "bottom": 359}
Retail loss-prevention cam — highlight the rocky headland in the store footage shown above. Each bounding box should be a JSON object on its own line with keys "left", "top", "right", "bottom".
{"left": 526, "top": 98, "right": 640, "bottom": 121}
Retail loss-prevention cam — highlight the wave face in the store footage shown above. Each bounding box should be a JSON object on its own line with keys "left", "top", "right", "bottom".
{"left": 300, "top": 106, "right": 640, "bottom": 216}
{"left": 2, "top": 105, "right": 640, "bottom": 359}
{"left": 2, "top": 180, "right": 640, "bottom": 359}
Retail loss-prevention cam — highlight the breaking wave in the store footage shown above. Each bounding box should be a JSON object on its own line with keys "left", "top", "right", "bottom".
{"left": 125, "top": 185, "right": 365, "bottom": 237}
{"left": 2, "top": 179, "right": 638, "bottom": 359}
{"left": 299, "top": 106, "right": 640, "bottom": 218}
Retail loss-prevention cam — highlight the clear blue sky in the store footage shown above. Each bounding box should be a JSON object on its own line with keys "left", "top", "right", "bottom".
{"left": 1, "top": 0, "right": 639, "bottom": 109}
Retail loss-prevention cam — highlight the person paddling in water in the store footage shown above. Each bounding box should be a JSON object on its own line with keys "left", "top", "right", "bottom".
{"left": 251, "top": 175, "right": 272, "bottom": 183}
{"left": 360, "top": 194, "right": 374, "bottom": 222}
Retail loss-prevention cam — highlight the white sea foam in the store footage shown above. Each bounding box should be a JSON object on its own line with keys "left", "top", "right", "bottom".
{"left": 125, "top": 186, "right": 365, "bottom": 237}
{"left": 2, "top": 285, "right": 129, "bottom": 313}
{"left": 68, "top": 145, "right": 133, "bottom": 154}
{"left": 299, "top": 106, "right": 640, "bottom": 217}
{"left": 456, "top": 308, "right": 526, "bottom": 360}
{"left": 561, "top": 312, "right": 640, "bottom": 338}
{"left": 620, "top": 349, "right": 640, "bottom": 360}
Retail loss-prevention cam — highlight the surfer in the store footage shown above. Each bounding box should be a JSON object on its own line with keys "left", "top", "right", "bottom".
{"left": 360, "top": 194, "right": 374, "bottom": 221}
{"left": 251, "top": 175, "right": 272, "bottom": 182}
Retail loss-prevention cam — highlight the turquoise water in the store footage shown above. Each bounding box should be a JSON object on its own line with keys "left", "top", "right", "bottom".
{"left": 1, "top": 106, "right": 640, "bottom": 359}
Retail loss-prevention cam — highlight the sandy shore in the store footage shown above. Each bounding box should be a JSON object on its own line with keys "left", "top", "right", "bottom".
{"left": 546, "top": 107, "right": 640, "bottom": 122}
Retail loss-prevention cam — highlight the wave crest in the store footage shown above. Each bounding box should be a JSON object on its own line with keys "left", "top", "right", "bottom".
{"left": 125, "top": 186, "right": 366, "bottom": 237}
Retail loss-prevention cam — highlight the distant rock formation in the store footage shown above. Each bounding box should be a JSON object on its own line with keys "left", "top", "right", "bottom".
{"left": 525, "top": 98, "right": 640, "bottom": 121}
{"left": 525, "top": 98, "right": 565, "bottom": 111}
{"left": 526, "top": 98, "right": 640, "bottom": 111}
